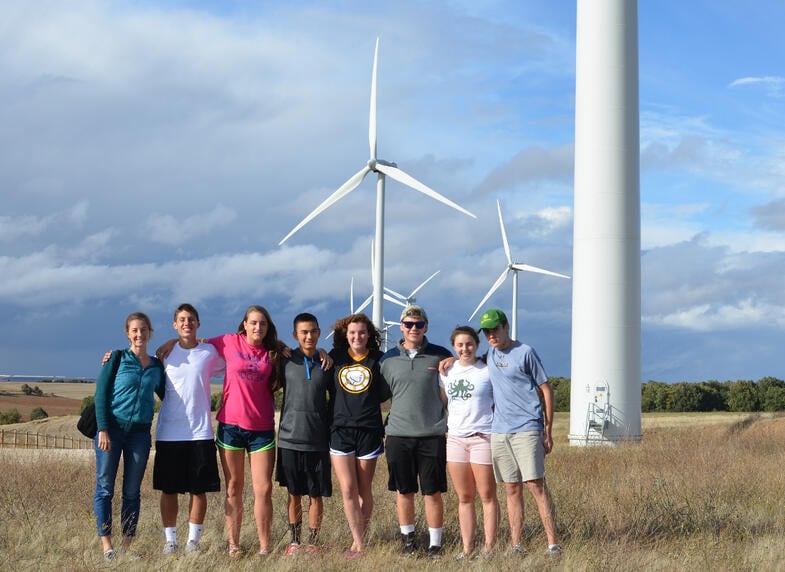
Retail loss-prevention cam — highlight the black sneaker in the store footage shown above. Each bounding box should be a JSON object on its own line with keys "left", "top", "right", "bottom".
{"left": 427, "top": 545, "right": 442, "bottom": 560}
{"left": 401, "top": 532, "right": 418, "bottom": 555}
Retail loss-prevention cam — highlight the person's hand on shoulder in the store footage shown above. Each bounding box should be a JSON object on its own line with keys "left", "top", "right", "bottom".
{"left": 438, "top": 356, "right": 456, "bottom": 375}
{"left": 155, "top": 339, "right": 177, "bottom": 360}
{"left": 317, "top": 348, "right": 333, "bottom": 370}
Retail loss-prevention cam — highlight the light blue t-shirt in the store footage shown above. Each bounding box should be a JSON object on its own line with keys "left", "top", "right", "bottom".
{"left": 486, "top": 341, "right": 548, "bottom": 433}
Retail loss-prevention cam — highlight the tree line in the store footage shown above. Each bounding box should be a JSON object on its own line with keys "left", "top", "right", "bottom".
{"left": 549, "top": 376, "right": 785, "bottom": 413}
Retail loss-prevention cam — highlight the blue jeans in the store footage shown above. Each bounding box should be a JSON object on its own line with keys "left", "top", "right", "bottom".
{"left": 93, "top": 428, "right": 152, "bottom": 537}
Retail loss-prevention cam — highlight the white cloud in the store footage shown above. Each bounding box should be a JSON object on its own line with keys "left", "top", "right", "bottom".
{"left": 0, "top": 244, "right": 340, "bottom": 308}
{"left": 145, "top": 205, "right": 238, "bottom": 246}
{"left": 0, "top": 201, "right": 89, "bottom": 242}
{"left": 647, "top": 299, "right": 785, "bottom": 331}
{"left": 478, "top": 144, "right": 573, "bottom": 194}
{"left": 0, "top": 215, "right": 50, "bottom": 241}
{"left": 729, "top": 76, "right": 785, "bottom": 98}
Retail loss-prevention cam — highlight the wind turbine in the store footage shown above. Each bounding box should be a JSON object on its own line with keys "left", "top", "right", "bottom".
{"left": 279, "top": 37, "right": 476, "bottom": 332}
{"left": 384, "top": 270, "right": 440, "bottom": 308}
{"left": 468, "top": 200, "right": 570, "bottom": 340}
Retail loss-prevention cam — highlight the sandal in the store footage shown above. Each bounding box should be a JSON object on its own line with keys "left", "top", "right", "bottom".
{"left": 228, "top": 545, "right": 244, "bottom": 559}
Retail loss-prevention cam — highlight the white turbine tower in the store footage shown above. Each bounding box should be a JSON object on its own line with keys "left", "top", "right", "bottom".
{"left": 279, "top": 37, "right": 476, "bottom": 332}
{"left": 384, "top": 270, "right": 440, "bottom": 308}
{"left": 468, "top": 200, "right": 569, "bottom": 340}
{"left": 570, "top": 0, "right": 641, "bottom": 445}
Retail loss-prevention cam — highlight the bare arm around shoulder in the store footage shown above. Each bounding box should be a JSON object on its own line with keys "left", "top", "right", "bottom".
{"left": 155, "top": 338, "right": 178, "bottom": 360}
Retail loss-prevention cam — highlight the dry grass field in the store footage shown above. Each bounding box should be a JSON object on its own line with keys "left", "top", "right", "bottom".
{"left": 1, "top": 400, "right": 785, "bottom": 571}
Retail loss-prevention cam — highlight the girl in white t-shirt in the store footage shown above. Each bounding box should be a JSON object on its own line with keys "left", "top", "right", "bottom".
{"left": 439, "top": 326, "right": 499, "bottom": 559}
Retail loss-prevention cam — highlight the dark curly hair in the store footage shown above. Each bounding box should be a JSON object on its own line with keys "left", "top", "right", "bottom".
{"left": 331, "top": 313, "right": 382, "bottom": 352}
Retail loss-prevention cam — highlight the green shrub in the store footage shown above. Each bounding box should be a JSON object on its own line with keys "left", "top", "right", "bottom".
{"left": 79, "top": 395, "right": 94, "bottom": 414}
{"left": 550, "top": 376, "right": 570, "bottom": 412}
{"left": 30, "top": 407, "right": 48, "bottom": 420}
{"left": 0, "top": 409, "right": 22, "bottom": 425}
{"left": 727, "top": 380, "right": 760, "bottom": 412}
{"left": 211, "top": 392, "right": 222, "bottom": 412}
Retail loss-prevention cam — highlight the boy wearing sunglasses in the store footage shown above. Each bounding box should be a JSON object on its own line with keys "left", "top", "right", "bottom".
{"left": 380, "top": 305, "right": 452, "bottom": 559}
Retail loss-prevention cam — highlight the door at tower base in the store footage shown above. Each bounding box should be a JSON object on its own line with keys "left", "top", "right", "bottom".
{"left": 568, "top": 380, "right": 642, "bottom": 446}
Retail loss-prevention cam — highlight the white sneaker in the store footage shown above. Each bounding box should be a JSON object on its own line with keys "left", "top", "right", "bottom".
{"left": 185, "top": 540, "right": 200, "bottom": 554}
{"left": 547, "top": 544, "right": 562, "bottom": 556}
{"left": 163, "top": 541, "right": 178, "bottom": 555}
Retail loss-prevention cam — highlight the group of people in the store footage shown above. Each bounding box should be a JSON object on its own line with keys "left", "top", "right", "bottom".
{"left": 91, "top": 302, "right": 560, "bottom": 562}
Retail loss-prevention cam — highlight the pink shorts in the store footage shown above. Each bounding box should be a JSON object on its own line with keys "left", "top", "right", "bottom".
{"left": 446, "top": 433, "right": 492, "bottom": 465}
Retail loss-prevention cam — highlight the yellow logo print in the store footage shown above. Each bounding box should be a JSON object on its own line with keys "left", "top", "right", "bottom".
{"left": 339, "top": 364, "right": 371, "bottom": 394}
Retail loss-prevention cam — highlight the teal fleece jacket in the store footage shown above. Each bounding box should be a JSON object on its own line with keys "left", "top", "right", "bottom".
{"left": 95, "top": 349, "right": 165, "bottom": 433}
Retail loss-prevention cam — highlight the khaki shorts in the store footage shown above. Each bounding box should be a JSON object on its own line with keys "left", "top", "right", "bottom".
{"left": 491, "top": 431, "right": 545, "bottom": 483}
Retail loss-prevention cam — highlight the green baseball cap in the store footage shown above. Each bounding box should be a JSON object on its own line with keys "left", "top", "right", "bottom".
{"left": 479, "top": 308, "right": 507, "bottom": 330}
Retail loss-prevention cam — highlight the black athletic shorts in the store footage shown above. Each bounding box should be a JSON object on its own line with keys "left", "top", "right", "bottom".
{"left": 275, "top": 447, "right": 332, "bottom": 498}
{"left": 329, "top": 427, "right": 385, "bottom": 459}
{"left": 153, "top": 440, "right": 221, "bottom": 494}
{"left": 385, "top": 435, "right": 447, "bottom": 495}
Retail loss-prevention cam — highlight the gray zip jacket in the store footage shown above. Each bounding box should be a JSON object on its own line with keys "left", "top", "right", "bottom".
{"left": 380, "top": 336, "right": 451, "bottom": 437}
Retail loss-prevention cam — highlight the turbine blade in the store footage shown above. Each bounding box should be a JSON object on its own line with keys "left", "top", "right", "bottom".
{"left": 350, "top": 277, "right": 355, "bottom": 313}
{"left": 511, "top": 263, "right": 571, "bottom": 279}
{"left": 409, "top": 270, "right": 440, "bottom": 298}
{"left": 384, "top": 293, "right": 406, "bottom": 308}
{"left": 326, "top": 330, "right": 335, "bottom": 339}
{"left": 468, "top": 268, "right": 510, "bottom": 321}
{"left": 369, "top": 37, "right": 379, "bottom": 161}
{"left": 374, "top": 163, "right": 476, "bottom": 218}
{"left": 497, "top": 199, "right": 512, "bottom": 265}
{"left": 384, "top": 286, "right": 406, "bottom": 300}
{"left": 279, "top": 166, "right": 371, "bottom": 244}
{"left": 356, "top": 294, "right": 373, "bottom": 314}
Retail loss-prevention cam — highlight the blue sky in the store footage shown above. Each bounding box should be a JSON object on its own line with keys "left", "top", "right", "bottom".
{"left": 1, "top": 1, "right": 784, "bottom": 382}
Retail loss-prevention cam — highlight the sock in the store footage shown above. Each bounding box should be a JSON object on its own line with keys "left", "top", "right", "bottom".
{"left": 428, "top": 527, "right": 443, "bottom": 547}
{"left": 188, "top": 522, "right": 203, "bottom": 544}
{"left": 308, "top": 528, "right": 319, "bottom": 544}
{"left": 290, "top": 521, "right": 302, "bottom": 544}
{"left": 400, "top": 524, "right": 415, "bottom": 535}
{"left": 164, "top": 526, "right": 177, "bottom": 543}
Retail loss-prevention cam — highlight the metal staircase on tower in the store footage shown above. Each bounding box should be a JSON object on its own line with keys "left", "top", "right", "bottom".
{"left": 584, "top": 383, "right": 611, "bottom": 444}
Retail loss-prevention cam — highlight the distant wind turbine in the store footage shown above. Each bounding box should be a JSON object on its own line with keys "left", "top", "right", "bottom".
{"left": 468, "top": 200, "right": 570, "bottom": 339}
{"left": 279, "top": 37, "right": 476, "bottom": 331}
{"left": 384, "top": 270, "right": 440, "bottom": 308}
{"left": 326, "top": 276, "right": 373, "bottom": 340}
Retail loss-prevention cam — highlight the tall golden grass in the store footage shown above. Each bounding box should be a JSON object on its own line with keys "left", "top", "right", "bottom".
{"left": 2, "top": 412, "right": 785, "bottom": 571}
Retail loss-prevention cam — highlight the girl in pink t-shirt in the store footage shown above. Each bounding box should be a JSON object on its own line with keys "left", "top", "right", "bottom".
{"left": 211, "top": 305, "right": 282, "bottom": 558}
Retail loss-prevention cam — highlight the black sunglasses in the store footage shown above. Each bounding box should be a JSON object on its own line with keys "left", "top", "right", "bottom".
{"left": 401, "top": 320, "right": 426, "bottom": 330}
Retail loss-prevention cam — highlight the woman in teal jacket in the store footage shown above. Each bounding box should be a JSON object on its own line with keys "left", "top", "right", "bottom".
{"left": 93, "top": 312, "right": 165, "bottom": 562}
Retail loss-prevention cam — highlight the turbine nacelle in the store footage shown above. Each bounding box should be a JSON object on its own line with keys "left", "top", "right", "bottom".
{"left": 368, "top": 158, "right": 397, "bottom": 172}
